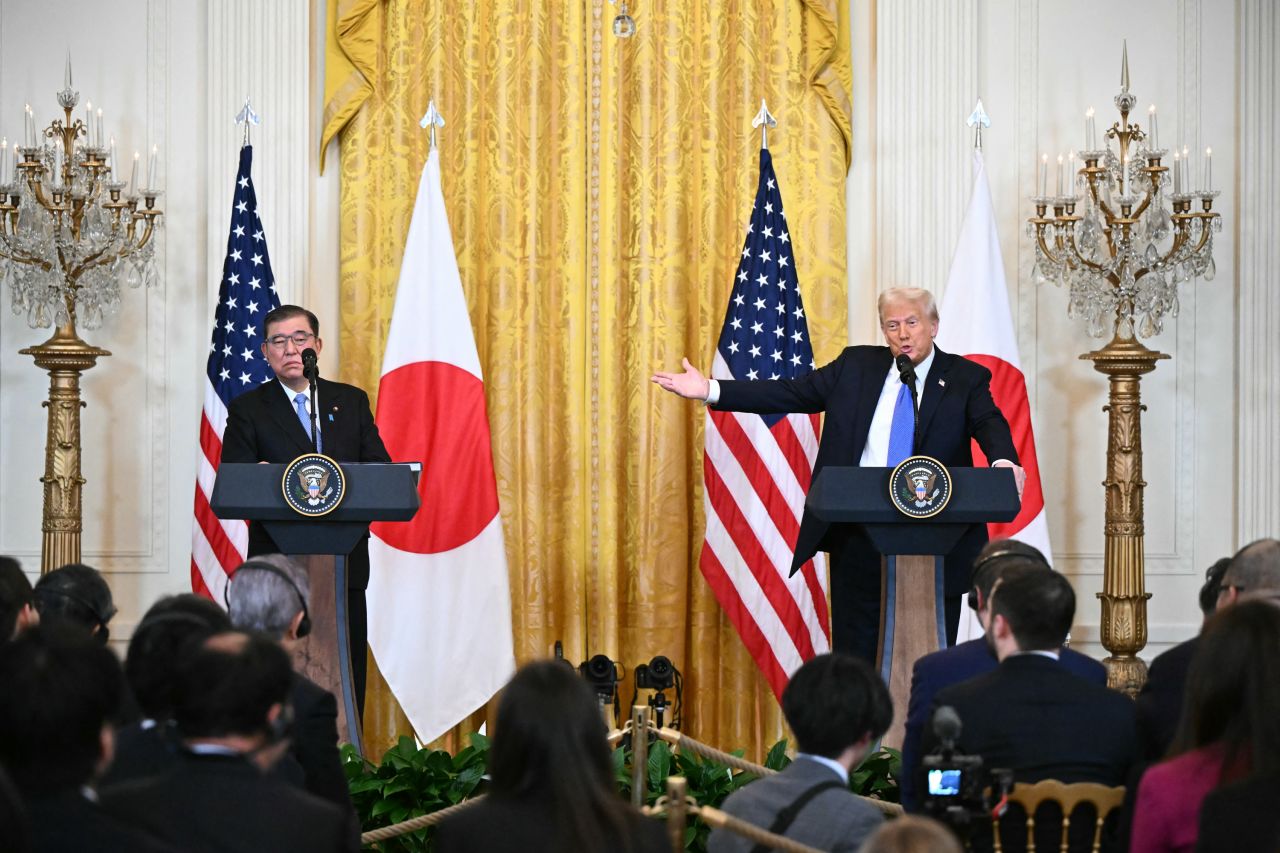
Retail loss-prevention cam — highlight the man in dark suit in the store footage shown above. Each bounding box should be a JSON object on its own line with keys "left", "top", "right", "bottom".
{"left": 102, "top": 631, "right": 359, "bottom": 853}
{"left": 0, "top": 555, "right": 38, "bottom": 642}
{"left": 226, "top": 554, "right": 353, "bottom": 814}
{"left": 0, "top": 625, "right": 179, "bottom": 853}
{"left": 220, "top": 304, "right": 391, "bottom": 712}
{"left": 708, "top": 653, "right": 893, "bottom": 852}
{"left": 653, "top": 287, "right": 1026, "bottom": 660}
{"left": 922, "top": 568, "right": 1136, "bottom": 851}
{"left": 901, "top": 539, "right": 1106, "bottom": 811}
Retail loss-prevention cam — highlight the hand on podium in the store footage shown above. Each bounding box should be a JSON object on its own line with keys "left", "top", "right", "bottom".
{"left": 992, "top": 459, "right": 1026, "bottom": 500}
{"left": 651, "top": 358, "right": 711, "bottom": 401}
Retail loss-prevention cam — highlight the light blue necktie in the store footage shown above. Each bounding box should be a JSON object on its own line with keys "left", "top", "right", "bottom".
{"left": 294, "top": 392, "right": 321, "bottom": 452}
{"left": 886, "top": 382, "right": 915, "bottom": 466}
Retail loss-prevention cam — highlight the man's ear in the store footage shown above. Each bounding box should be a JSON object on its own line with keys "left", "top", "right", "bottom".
{"left": 16, "top": 602, "right": 39, "bottom": 634}
{"left": 286, "top": 610, "right": 305, "bottom": 641}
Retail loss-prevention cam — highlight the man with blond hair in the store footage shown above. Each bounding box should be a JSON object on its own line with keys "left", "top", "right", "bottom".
{"left": 654, "top": 287, "right": 1024, "bottom": 660}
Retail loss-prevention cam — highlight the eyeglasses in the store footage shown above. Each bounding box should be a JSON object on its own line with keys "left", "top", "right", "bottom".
{"left": 265, "top": 331, "right": 316, "bottom": 350}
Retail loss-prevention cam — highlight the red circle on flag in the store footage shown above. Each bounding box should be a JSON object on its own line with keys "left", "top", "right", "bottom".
{"left": 371, "top": 361, "right": 500, "bottom": 554}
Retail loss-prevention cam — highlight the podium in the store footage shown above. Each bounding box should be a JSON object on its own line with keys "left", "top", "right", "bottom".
{"left": 806, "top": 465, "right": 1019, "bottom": 747}
{"left": 211, "top": 462, "right": 420, "bottom": 752}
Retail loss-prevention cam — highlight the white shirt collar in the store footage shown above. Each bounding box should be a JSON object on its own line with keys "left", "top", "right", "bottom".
{"left": 278, "top": 379, "right": 312, "bottom": 404}
{"left": 1007, "top": 649, "right": 1061, "bottom": 661}
{"left": 794, "top": 752, "right": 849, "bottom": 785}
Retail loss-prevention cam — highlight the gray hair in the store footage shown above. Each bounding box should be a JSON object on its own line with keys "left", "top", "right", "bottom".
{"left": 226, "top": 554, "right": 309, "bottom": 639}
{"left": 1225, "top": 538, "right": 1280, "bottom": 595}
{"left": 878, "top": 287, "right": 939, "bottom": 323}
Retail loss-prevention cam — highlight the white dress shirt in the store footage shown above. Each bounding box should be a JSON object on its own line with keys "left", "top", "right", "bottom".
{"left": 279, "top": 379, "right": 322, "bottom": 442}
{"left": 858, "top": 347, "right": 936, "bottom": 467}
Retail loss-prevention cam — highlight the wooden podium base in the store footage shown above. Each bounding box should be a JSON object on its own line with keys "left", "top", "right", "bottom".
{"left": 291, "top": 554, "right": 363, "bottom": 754}
{"left": 876, "top": 554, "right": 947, "bottom": 750}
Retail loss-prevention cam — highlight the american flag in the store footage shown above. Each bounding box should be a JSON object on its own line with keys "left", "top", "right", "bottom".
{"left": 700, "top": 149, "right": 831, "bottom": 699}
{"left": 191, "top": 145, "right": 280, "bottom": 600}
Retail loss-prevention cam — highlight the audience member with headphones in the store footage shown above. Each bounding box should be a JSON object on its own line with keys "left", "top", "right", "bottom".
{"left": 32, "top": 562, "right": 116, "bottom": 643}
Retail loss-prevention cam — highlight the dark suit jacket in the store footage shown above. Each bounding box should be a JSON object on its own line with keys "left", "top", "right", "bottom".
{"left": 435, "top": 792, "right": 668, "bottom": 853}
{"left": 26, "top": 788, "right": 180, "bottom": 853}
{"left": 221, "top": 377, "right": 390, "bottom": 587}
{"left": 707, "top": 757, "right": 883, "bottom": 853}
{"left": 102, "top": 751, "right": 359, "bottom": 853}
{"left": 1134, "top": 636, "right": 1197, "bottom": 763}
{"left": 714, "top": 345, "right": 1017, "bottom": 593}
{"left": 923, "top": 654, "right": 1136, "bottom": 787}
{"left": 902, "top": 639, "right": 1107, "bottom": 811}
{"left": 98, "top": 721, "right": 182, "bottom": 789}
{"left": 286, "top": 673, "right": 355, "bottom": 814}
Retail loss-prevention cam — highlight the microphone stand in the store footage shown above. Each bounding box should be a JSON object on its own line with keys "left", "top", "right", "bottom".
{"left": 897, "top": 356, "right": 920, "bottom": 456}
{"left": 305, "top": 363, "right": 320, "bottom": 454}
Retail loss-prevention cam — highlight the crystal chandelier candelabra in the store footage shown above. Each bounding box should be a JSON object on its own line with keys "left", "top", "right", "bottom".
{"left": 1027, "top": 43, "right": 1220, "bottom": 694}
{"left": 0, "top": 57, "right": 163, "bottom": 573}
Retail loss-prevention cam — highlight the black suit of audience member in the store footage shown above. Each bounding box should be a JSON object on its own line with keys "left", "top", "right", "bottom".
{"left": 923, "top": 568, "right": 1135, "bottom": 853}
{"left": 284, "top": 671, "right": 352, "bottom": 809}
{"left": 0, "top": 626, "right": 178, "bottom": 853}
{"left": 1196, "top": 772, "right": 1280, "bottom": 853}
{"left": 101, "top": 631, "right": 359, "bottom": 853}
{"left": 436, "top": 662, "right": 667, "bottom": 853}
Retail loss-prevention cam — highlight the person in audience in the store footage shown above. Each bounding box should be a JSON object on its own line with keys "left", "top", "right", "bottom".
{"left": 1128, "top": 597, "right": 1280, "bottom": 853}
{"left": 1195, "top": 770, "right": 1280, "bottom": 853}
{"left": 31, "top": 562, "right": 116, "bottom": 643}
{"left": 1135, "top": 540, "right": 1280, "bottom": 762}
{"left": 225, "top": 555, "right": 352, "bottom": 812}
{"left": 0, "top": 556, "right": 39, "bottom": 642}
{"left": 100, "top": 593, "right": 231, "bottom": 786}
{"left": 435, "top": 660, "right": 667, "bottom": 853}
{"left": 707, "top": 653, "right": 892, "bottom": 853}
{"left": 101, "top": 631, "right": 359, "bottom": 853}
{"left": 0, "top": 625, "right": 177, "bottom": 853}
{"left": 902, "top": 539, "right": 1106, "bottom": 811}
{"left": 0, "top": 766, "right": 31, "bottom": 853}
{"left": 922, "top": 566, "right": 1135, "bottom": 852}
{"left": 857, "top": 815, "right": 962, "bottom": 853}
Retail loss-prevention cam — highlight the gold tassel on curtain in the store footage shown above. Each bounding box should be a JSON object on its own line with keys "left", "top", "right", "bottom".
{"left": 325, "top": 0, "right": 850, "bottom": 761}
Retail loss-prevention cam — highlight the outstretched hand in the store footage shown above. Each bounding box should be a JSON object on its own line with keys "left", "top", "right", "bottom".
{"left": 651, "top": 358, "right": 711, "bottom": 401}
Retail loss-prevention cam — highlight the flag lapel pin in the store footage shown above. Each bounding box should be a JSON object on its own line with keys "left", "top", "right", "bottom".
{"left": 330, "top": 405, "right": 338, "bottom": 422}
{"left": 938, "top": 378, "right": 946, "bottom": 387}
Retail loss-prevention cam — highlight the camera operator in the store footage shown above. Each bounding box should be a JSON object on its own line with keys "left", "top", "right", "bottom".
{"left": 921, "top": 565, "right": 1136, "bottom": 851}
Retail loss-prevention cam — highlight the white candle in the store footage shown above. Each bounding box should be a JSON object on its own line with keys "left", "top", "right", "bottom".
{"left": 147, "top": 144, "right": 157, "bottom": 188}
{"left": 129, "top": 151, "right": 139, "bottom": 194}
{"left": 11, "top": 144, "right": 18, "bottom": 184}
{"left": 96, "top": 109, "right": 104, "bottom": 150}
{"left": 1039, "top": 154, "right": 1048, "bottom": 196}
{"left": 52, "top": 146, "right": 62, "bottom": 187}
{"left": 1183, "top": 145, "right": 1191, "bottom": 191}
{"left": 65, "top": 52, "right": 73, "bottom": 90}
{"left": 1068, "top": 150, "right": 1077, "bottom": 195}
{"left": 85, "top": 101, "right": 93, "bottom": 146}
{"left": 1205, "top": 146, "right": 1212, "bottom": 191}
{"left": 1148, "top": 105, "right": 1159, "bottom": 150}
{"left": 109, "top": 137, "right": 118, "bottom": 177}
{"left": 1056, "top": 154, "right": 1064, "bottom": 195}
{"left": 1172, "top": 150, "right": 1181, "bottom": 194}
{"left": 1086, "top": 107, "right": 1096, "bottom": 150}
{"left": 25, "top": 104, "right": 35, "bottom": 148}
{"left": 0, "top": 137, "right": 6, "bottom": 184}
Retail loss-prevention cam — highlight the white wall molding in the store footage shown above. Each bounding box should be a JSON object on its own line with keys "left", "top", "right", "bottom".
{"left": 1235, "top": 0, "right": 1280, "bottom": 542}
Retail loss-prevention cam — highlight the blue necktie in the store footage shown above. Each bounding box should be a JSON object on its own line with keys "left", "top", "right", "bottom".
{"left": 294, "top": 392, "right": 322, "bottom": 452}
{"left": 886, "top": 382, "right": 915, "bottom": 466}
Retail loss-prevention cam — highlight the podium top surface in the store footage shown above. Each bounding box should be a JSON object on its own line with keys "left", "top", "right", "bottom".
{"left": 807, "top": 466, "right": 1020, "bottom": 525}
{"left": 210, "top": 462, "right": 420, "bottom": 523}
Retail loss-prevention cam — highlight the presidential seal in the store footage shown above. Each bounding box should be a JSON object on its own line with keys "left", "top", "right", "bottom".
{"left": 889, "top": 455, "right": 953, "bottom": 519}
{"left": 282, "top": 453, "right": 346, "bottom": 517}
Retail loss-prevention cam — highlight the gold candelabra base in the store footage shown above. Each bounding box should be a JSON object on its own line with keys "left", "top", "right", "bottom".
{"left": 1081, "top": 335, "right": 1167, "bottom": 696}
{"left": 19, "top": 320, "right": 109, "bottom": 575}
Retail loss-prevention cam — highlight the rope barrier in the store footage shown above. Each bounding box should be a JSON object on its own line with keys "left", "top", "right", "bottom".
{"left": 359, "top": 795, "right": 485, "bottom": 846}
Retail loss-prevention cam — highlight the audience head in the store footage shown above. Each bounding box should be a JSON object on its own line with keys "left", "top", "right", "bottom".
{"left": 1199, "top": 557, "right": 1232, "bottom": 619}
{"left": 1172, "top": 598, "right": 1280, "bottom": 776}
{"left": 1219, "top": 538, "right": 1280, "bottom": 608}
{"left": 781, "top": 652, "right": 893, "bottom": 767}
{"left": 0, "top": 556, "right": 38, "bottom": 641}
{"left": 0, "top": 624, "right": 125, "bottom": 795}
{"left": 32, "top": 563, "right": 116, "bottom": 643}
{"left": 226, "top": 555, "right": 310, "bottom": 642}
{"left": 125, "top": 594, "right": 232, "bottom": 721}
{"left": 858, "top": 814, "right": 963, "bottom": 853}
{"left": 968, "top": 538, "right": 1050, "bottom": 618}
{"left": 490, "top": 660, "right": 634, "bottom": 850}
{"left": 986, "top": 563, "right": 1075, "bottom": 657}
{"left": 172, "top": 631, "right": 293, "bottom": 749}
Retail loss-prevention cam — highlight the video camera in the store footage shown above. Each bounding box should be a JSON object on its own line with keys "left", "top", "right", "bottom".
{"left": 920, "top": 706, "right": 1013, "bottom": 839}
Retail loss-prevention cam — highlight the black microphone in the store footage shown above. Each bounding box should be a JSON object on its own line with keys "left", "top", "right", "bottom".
{"left": 932, "top": 705, "right": 963, "bottom": 751}
{"left": 301, "top": 347, "right": 319, "bottom": 380}
{"left": 895, "top": 353, "right": 916, "bottom": 385}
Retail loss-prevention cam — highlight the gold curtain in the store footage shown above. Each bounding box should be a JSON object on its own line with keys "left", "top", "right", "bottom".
{"left": 326, "top": 0, "right": 850, "bottom": 760}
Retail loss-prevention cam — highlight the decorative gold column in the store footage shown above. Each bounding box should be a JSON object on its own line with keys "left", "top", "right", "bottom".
{"left": 1082, "top": 337, "right": 1165, "bottom": 694}
{"left": 19, "top": 318, "right": 109, "bottom": 574}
